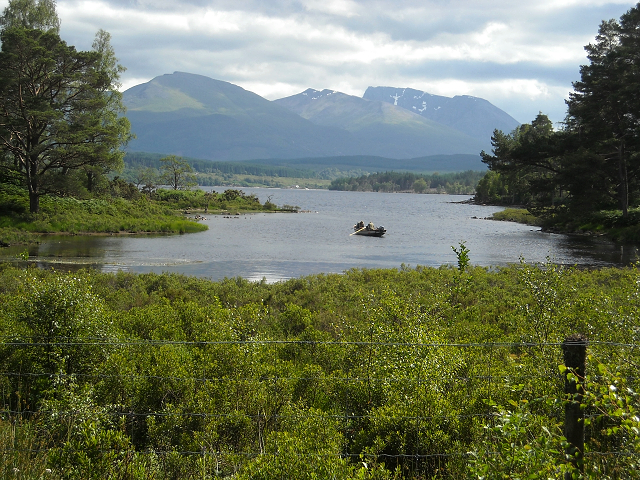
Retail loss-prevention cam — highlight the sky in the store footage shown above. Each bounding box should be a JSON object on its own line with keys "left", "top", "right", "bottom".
{"left": 1, "top": 0, "right": 637, "bottom": 126}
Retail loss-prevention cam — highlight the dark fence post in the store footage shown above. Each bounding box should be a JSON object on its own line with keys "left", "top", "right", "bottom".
{"left": 562, "top": 334, "right": 587, "bottom": 479}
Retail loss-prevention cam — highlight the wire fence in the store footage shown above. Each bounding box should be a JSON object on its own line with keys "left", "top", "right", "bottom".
{"left": 1, "top": 338, "right": 639, "bottom": 478}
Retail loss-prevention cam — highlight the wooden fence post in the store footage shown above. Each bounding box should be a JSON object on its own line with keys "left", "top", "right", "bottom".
{"left": 562, "top": 334, "right": 587, "bottom": 479}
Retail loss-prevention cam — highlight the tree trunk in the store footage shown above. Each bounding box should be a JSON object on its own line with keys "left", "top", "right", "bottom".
{"left": 87, "top": 171, "right": 95, "bottom": 192}
{"left": 29, "top": 191, "right": 39, "bottom": 213}
{"left": 618, "top": 142, "right": 628, "bottom": 217}
{"left": 28, "top": 158, "right": 40, "bottom": 213}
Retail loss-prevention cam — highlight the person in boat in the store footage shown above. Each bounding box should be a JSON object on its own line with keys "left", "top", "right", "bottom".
{"left": 356, "top": 220, "right": 365, "bottom": 229}
{"left": 367, "top": 221, "right": 374, "bottom": 230}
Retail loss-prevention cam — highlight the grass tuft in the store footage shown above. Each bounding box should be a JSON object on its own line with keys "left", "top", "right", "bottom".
{"left": 491, "top": 208, "right": 543, "bottom": 226}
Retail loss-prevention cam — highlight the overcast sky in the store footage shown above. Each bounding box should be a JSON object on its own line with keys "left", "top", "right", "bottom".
{"left": 1, "top": 0, "right": 637, "bottom": 126}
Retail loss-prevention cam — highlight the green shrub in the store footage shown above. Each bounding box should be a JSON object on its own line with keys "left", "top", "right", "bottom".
{"left": 0, "top": 264, "right": 638, "bottom": 477}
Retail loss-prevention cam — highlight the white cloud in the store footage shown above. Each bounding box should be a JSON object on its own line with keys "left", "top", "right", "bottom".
{"left": 301, "top": 0, "right": 361, "bottom": 17}
{"left": 414, "top": 78, "right": 553, "bottom": 101}
{"left": 533, "top": 0, "right": 631, "bottom": 10}
{"left": 120, "top": 77, "right": 153, "bottom": 92}
{"left": 0, "top": 0, "right": 636, "bottom": 125}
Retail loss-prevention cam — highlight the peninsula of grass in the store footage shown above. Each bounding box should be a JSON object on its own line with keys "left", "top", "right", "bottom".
{"left": 151, "top": 187, "right": 299, "bottom": 214}
{"left": 0, "top": 184, "right": 209, "bottom": 246}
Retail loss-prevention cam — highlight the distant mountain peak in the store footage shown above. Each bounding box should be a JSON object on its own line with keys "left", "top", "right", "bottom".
{"left": 363, "top": 86, "right": 519, "bottom": 141}
{"left": 298, "top": 88, "right": 341, "bottom": 100}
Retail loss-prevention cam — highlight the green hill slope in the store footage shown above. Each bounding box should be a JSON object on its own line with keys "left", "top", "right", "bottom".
{"left": 242, "top": 153, "right": 486, "bottom": 173}
{"left": 124, "top": 72, "right": 357, "bottom": 160}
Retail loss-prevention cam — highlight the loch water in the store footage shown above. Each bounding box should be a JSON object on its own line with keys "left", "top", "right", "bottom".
{"left": 2, "top": 189, "right": 638, "bottom": 282}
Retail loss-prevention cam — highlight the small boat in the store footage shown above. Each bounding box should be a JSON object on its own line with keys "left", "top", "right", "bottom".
{"left": 353, "top": 221, "right": 386, "bottom": 237}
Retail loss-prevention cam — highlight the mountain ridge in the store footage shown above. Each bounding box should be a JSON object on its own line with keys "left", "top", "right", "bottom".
{"left": 272, "top": 87, "right": 488, "bottom": 158}
{"left": 121, "top": 72, "right": 513, "bottom": 171}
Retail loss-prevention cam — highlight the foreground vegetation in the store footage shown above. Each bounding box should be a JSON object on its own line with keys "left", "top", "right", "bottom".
{"left": 0, "top": 259, "right": 638, "bottom": 478}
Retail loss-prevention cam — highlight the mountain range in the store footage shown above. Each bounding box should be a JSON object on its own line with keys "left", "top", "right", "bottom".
{"left": 122, "top": 72, "right": 519, "bottom": 170}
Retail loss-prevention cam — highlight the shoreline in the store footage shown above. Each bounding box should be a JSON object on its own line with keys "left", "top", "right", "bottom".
{"left": 477, "top": 205, "right": 640, "bottom": 245}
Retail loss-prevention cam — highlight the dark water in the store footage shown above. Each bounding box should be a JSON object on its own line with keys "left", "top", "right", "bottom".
{"left": 2, "top": 189, "right": 638, "bottom": 282}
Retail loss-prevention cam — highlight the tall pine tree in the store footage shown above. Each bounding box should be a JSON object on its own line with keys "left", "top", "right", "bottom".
{"left": 0, "top": 0, "right": 131, "bottom": 212}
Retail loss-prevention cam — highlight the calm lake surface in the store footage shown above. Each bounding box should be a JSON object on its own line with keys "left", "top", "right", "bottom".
{"left": 3, "top": 189, "right": 639, "bottom": 282}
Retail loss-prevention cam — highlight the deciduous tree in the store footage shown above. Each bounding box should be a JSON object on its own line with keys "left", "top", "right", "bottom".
{"left": 160, "top": 155, "right": 197, "bottom": 190}
{"left": 0, "top": 0, "right": 59, "bottom": 32}
{"left": 412, "top": 178, "right": 428, "bottom": 193}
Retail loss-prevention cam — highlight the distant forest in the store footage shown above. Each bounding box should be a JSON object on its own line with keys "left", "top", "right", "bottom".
{"left": 123, "top": 153, "right": 486, "bottom": 191}
{"left": 123, "top": 152, "right": 317, "bottom": 180}
{"left": 329, "top": 171, "right": 485, "bottom": 194}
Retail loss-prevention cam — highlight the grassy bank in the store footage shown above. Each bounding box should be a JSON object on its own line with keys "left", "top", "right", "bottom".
{"left": 490, "top": 206, "right": 640, "bottom": 243}
{"left": 559, "top": 208, "right": 640, "bottom": 243}
{"left": 3, "top": 196, "right": 208, "bottom": 234}
{"left": 0, "top": 262, "right": 638, "bottom": 478}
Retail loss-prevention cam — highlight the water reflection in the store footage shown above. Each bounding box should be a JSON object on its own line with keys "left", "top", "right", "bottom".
{"left": 35, "top": 235, "right": 109, "bottom": 258}
{"left": 554, "top": 235, "right": 639, "bottom": 266}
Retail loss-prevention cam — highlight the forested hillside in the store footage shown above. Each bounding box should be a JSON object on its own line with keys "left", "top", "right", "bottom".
{"left": 330, "top": 171, "right": 485, "bottom": 194}
{"left": 123, "top": 152, "right": 320, "bottom": 183}
{"left": 122, "top": 152, "right": 487, "bottom": 189}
